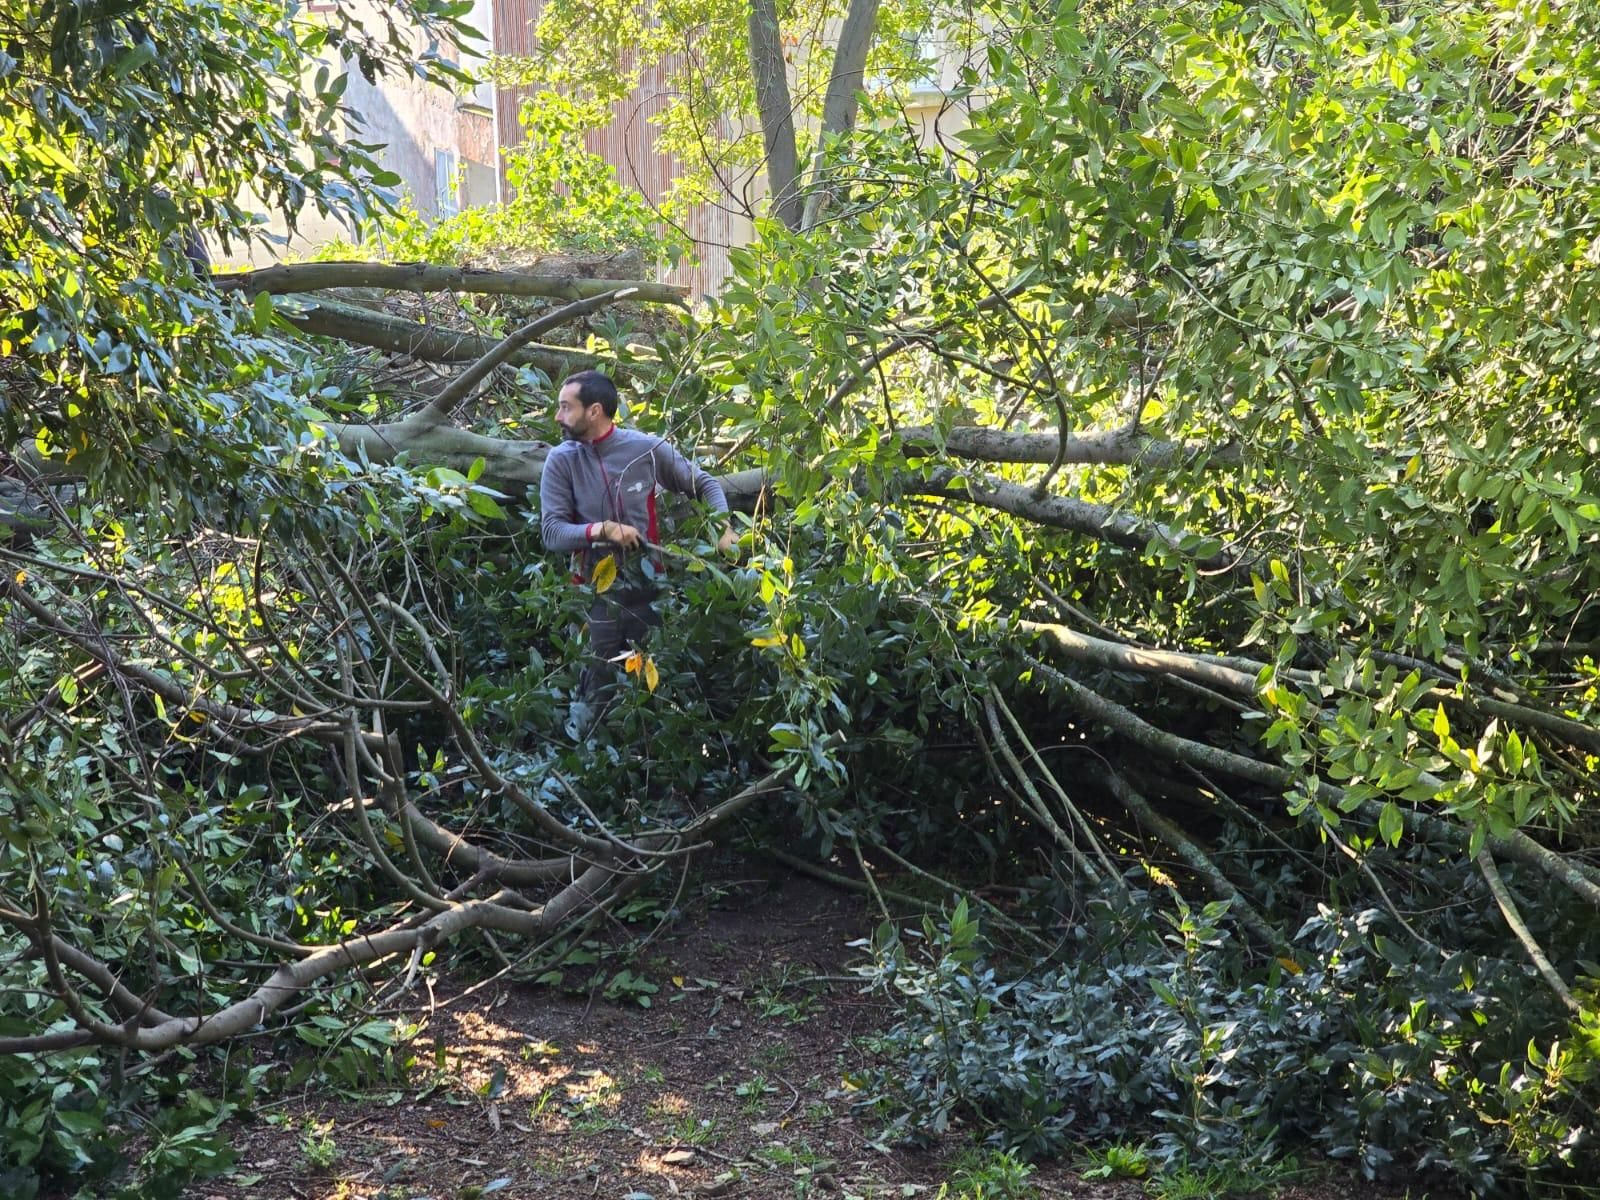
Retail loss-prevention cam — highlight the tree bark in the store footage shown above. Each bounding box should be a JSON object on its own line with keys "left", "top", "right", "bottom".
{"left": 216, "top": 262, "right": 687, "bottom": 304}
{"left": 898, "top": 425, "right": 1241, "bottom": 469}
{"left": 279, "top": 294, "right": 588, "bottom": 377}
{"left": 917, "top": 468, "right": 1242, "bottom": 570}
{"left": 800, "top": 0, "right": 885, "bottom": 230}
{"left": 747, "top": 0, "right": 804, "bottom": 230}
{"left": 1023, "top": 620, "right": 1261, "bottom": 694}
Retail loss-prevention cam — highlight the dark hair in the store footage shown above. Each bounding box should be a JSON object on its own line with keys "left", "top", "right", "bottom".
{"left": 563, "top": 370, "right": 619, "bottom": 418}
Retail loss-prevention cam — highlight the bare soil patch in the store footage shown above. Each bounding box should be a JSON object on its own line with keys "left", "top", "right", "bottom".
{"left": 194, "top": 868, "right": 1423, "bottom": 1200}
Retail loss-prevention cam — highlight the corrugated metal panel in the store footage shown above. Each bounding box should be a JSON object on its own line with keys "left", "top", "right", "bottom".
{"left": 491, "top": 0, "right": 735, "bottom": 297}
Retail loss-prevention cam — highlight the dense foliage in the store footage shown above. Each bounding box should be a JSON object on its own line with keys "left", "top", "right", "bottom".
{"left": 674, "top": 0, "right": 1600, "bottom": 1186}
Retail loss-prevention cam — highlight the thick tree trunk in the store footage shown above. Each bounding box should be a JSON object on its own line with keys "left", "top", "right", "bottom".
{"left": 816, "top": 0, "right": 883, "bottom": 145}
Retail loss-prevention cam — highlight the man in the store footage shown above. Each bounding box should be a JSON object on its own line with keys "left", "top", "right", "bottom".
{"left": 539, "top": 370, "right": 736, "bottom": 707}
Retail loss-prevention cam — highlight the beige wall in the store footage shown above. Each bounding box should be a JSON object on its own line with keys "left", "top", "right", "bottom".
{"left": 227, "top": 0, "right": 499, "bottom": 266}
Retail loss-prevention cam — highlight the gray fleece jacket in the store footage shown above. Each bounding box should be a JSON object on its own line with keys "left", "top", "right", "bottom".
{"left": 539, "top": 425, "right": 728, "bottom": 584}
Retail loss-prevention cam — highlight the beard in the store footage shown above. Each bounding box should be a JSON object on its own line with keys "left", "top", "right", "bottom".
{"left": 559, "top": 421, "right": 588, "bottom": 442}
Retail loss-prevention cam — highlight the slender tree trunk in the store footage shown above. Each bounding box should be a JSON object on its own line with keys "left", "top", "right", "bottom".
{"left": 801, "top": 0, "right": 884, "bottom": 230}
{"left": 747, "top": 0, "right": 804, "bottom": 230}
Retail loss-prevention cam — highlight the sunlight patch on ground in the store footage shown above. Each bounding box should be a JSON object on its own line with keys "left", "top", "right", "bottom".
{"left": 647, "top": 1091, "right": 691, "bottom": 1117}
{"left": 438, "top": 1012, "right": 574, "bottom": 1100}
{"left": 565, "top": 1067, "right": 620, "bottom": 1109}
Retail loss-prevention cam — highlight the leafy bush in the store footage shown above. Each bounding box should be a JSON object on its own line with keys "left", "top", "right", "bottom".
{"left": 855, "top": 894, "right": 1599, "bottom": 1193}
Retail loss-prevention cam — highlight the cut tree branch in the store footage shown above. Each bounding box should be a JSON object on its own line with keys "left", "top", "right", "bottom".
{"left": 326, "top": 414, "right": 768, "bottom": 511}
{"left": 0, "top": 771, "right": 790, "bottom": 1053}
{"left": 1478, "top": 848, "right": 1580, "bottom": 1012}
{"left": 425, "top": 288, "right": 639, "bottom": 417}
{"left": 917, "top": 468, "right": 1244, "bottom": 570}
{"left": 215, "top": 262, "right": 688, "bottom": 305}
{"left": 277, "top": 294, "right": 588, "bottom": 377}
{"left": 900, "top": 425, "right": 1241, "bottom": 469}
{"left": 1025, "top": 655, "right": 1600, "bottom": 911}
{"left": 1093, "top": 765, "right": 1283, "bottom": 951}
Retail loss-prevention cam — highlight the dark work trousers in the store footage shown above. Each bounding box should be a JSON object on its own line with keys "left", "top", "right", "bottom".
{"left": 579, "top": 587, "right": 661, "bottom": 702}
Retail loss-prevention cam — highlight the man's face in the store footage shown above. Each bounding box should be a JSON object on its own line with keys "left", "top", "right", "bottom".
{"left": 555, "top": 383, "right": 599, "bottom": 441}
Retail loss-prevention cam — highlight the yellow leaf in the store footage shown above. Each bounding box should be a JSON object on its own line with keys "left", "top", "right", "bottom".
{"left": 644, "top": 657, "right": 659, "bottom": 692}
{"left": 624, "top": 652, "right": 643, "bottom": 675}
{"left": 592, "top": 555, "right": 618, "bottom": 594}
{"left": 672, "top": 976, "right": 685, "bottom": 987}
{"left": 187, "top": 709, "right": 206, "bottom": 724}
{"left": 1276, "top": 956, "right": 1304, "bottom": 976}
{"left": 750, "top": 634, "right": 785, "bottom": 648}
{"left": 13, "top": 570, "right": 26, "bottom": 586}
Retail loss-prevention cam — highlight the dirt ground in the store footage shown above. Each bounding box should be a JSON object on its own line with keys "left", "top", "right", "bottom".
{"left": 193, "top": 869, "right": 1425, "bottom": 1200}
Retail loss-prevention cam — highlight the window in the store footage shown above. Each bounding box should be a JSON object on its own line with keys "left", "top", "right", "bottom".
{"left": 904, "top": 34, "right": 946, "bottom": 97}
{"left": 435, "top": 149, "right": 459, "bottom": 217}
{"left": 869, "top": 34, "right": 946, "bottom": 99}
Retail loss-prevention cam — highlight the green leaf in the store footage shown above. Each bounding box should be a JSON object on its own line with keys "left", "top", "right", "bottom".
{"left": 1504, "top": 729, "right": 1524, "bottom": 774}
{"left": 466, "top": 490, "right": 507, "bottom": 520}
{"left": 112, "top": 40, "right": 157, "bottom": 79}
{"left": 1377, "top": 802, "right": 1404, "bottom": 847}
{"left": 54, "top": 1110, "right": 102, "bottom": 1135}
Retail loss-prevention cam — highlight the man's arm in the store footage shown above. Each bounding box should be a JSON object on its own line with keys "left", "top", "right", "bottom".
{"left": 652, "top": 439, "right": 737, "bottom": 552}
{"left": 538, "top": 449, "right": 594, "bottom": 552}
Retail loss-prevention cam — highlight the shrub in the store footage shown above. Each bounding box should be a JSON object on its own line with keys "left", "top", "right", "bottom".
{"left": 854, "top": 894, "right": 1597, "bottom": 1193}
